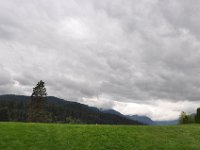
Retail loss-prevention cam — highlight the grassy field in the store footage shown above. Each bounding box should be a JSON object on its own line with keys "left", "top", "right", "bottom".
{"left": 0, "top": 122, "right": 200, "bottom": 150}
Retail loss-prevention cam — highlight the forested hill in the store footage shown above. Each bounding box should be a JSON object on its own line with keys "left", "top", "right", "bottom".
{"left": 0, "top": 95, "right": 142, "bottom": 125}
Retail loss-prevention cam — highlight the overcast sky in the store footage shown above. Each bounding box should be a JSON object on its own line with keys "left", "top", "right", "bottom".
{"left": 1, "top": 0, "right": 200, "bottom": 120}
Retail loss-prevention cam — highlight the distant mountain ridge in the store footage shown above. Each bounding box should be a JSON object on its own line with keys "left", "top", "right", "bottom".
{"left": 154, "top": 120, "right": 179, "bottom": 125}
{"left": 0, "top": 94, "right": 142, "bottom": 125}
{"left": 126, "top": 115, "right": 155, "bottom": 125}
{"left": 101, "top": 109, "right": 179, "bottom": 125}
{"left": 0, "top": 94, "right": 178, "bottom": 125}
{"left": 100, "top": 109, "right": 125, "bottom": 117}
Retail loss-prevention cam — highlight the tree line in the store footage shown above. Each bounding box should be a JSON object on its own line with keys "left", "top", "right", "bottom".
{"left": 179, "top": 108, "right": 200, "bottom": 124}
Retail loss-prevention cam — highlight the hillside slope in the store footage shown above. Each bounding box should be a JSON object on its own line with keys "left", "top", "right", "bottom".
{"left": 126, "top": 115, "right": 155, "bottom": 125}
{"left": 0, "top": 95, "right": 141, "bottom": 125}
{"left": 101, "top": 109, "right": 179, "bottom": 125}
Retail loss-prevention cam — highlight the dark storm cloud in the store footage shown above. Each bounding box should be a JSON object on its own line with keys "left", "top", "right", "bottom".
{"left": 1, "top": 0, "right": 200, "bottom": 115}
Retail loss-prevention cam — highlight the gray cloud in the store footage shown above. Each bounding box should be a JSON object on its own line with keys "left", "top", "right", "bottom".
{"left": 0, "top": 0, "right": 200, "bottom": 119}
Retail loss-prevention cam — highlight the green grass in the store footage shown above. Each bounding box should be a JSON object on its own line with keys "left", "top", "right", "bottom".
{"left": 0, "top": 122, "right": 200, "bottom": 150}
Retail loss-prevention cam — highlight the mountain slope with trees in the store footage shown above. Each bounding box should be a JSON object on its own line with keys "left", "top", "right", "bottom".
{"left": 0, "top": 94, "right": 142, "bottom": 125}
{"left": 126, "top": 115, "right": 155, "bottom": 125}
{"left": 101, "top": 109, "right": 179, "bottom": 125}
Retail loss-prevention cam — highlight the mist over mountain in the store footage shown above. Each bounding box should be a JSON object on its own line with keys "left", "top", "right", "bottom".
{"left": 100, "top": 108, "right": 178, "bottom": 125}
{"left": 126, "top": 115, "right": 155, "bottom": 125}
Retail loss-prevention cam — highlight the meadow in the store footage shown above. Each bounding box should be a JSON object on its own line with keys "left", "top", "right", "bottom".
{"left": 0, "top": 122, "right": 200, "bottom": 150}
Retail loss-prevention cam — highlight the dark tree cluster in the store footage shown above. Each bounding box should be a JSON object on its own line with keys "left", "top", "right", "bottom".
{"left": 179, "top": 111, "right": 195, "bottom": 124}
{"left": 195, "top": 108, "right": 200, "bottom": 123}
{"left": 179, "top": 108, "right": 200, "bottom": 124}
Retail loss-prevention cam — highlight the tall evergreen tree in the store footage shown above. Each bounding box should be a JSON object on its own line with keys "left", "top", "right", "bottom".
{"left": 195, "top": 108, "right": 200, "bottom": 123}
{"left": 28, "top": 80, "right": 50, "bottom": 122}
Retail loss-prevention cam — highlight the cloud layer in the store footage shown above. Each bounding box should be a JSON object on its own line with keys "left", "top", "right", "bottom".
{"left": 1, "top": 0, "right": 200, "bottom": 120}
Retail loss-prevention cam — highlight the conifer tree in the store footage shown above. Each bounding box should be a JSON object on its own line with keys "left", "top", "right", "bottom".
{"left": 28, "top": 80, "right": 50, "bottom": 122}
{"left": 195, "top": 108, "right": 200, "bottom": 123}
